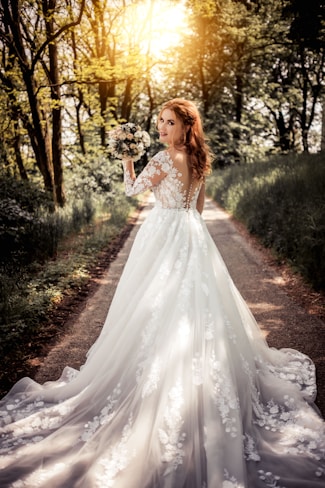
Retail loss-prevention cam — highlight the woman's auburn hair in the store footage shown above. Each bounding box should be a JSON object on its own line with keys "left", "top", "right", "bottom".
{"left": 159, "top": 98, "right": 212, "bottom": 180}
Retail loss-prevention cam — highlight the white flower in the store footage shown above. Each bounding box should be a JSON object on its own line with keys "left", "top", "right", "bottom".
{"left": 142, "top": 131, "right": 151, "bottom": 146}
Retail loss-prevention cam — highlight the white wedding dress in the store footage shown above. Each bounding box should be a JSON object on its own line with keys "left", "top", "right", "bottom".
{"left": 0, "top": 150, "right": 324, "bottom": 487}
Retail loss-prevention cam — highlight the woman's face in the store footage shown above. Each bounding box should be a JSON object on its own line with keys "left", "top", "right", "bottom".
{"left": 157, "top": 108, "right": 184, "bottom": 146}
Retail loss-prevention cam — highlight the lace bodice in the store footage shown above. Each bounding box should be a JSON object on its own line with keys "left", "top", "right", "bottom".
{"left": 123, "top": 150, "right": 201, "bottom": 210}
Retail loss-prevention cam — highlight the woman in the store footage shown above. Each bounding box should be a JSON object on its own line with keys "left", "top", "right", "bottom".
{"left": 0, "top": 98, "right": 324, "bottom": 487}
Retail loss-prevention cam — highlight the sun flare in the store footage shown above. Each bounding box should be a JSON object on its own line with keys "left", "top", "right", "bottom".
{"left": 131, "top": 0, "right": 188, "bottom": 58}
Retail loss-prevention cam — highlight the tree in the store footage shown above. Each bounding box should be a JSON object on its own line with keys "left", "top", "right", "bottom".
{"left": 0, "top": 39, "right": 29, "bottom": 179}
{"left": 172, "top": 0, "right": 277, "bottom": 163}
{"left": 284, "top": 0, "right": 325, "bottom": 152}
{"left": 0, "top": 0, "right": 85, "bottom": 206}
{"left": 322, "top": 93, "right": 325, "bottom": 152}
{"left": 257, "top": 0, "right": 325, "bottom": 152}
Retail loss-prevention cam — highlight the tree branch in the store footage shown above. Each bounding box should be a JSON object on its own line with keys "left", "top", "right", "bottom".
{"left": 31, "top": 0, "right": 85, "bottom": 72}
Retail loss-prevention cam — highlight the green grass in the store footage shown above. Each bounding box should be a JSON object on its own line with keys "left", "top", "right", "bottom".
{"left": 206, "top": 152, "right": 325, "bottom": 290}
{"left": 0, "top": 191, "right": 137, "bottom": 393}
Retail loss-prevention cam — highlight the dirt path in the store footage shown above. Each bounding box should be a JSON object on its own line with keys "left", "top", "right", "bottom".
{"left": 35, "top": 195, "right": 325, "bottom": 416}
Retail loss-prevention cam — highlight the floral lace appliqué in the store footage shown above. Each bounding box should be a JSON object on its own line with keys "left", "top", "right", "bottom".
{"left": 223, "top": 469, "right": 245, "bottom": 487}
{"left": 0, "top": 397, "right": 75, "bottom": 455}
{"left": 240, "top": 354, "right": 296, "bottom": 433}
{"left": 224, "top": 315, "right": 237, "bottom": 344}
{"left": 256, "top": 351, "right": 317, "bottom": 398}
{"left": 243, "top": 433, "right": 261, "bottom": 462}
{"left": 95, "top": 413, "right": 135, "bottom": 487}
{"left": 80, "top": 384, "right": 122, "bottom": 442}
{"left": 258, "top": 470, "right": 286, "bottom": 488}
{"left": 210, "top": 352, "right": 240, "bottom": 438}
{"left": 123, "top": 156, "right": 168, "bottom": 197}
{"left": 158, "top": 380, "right": 186, "bottom": 475}
{"left": 142, "top": 357, "right": 162, "bottom": 398}
{"left": 240, "top": 353, "right": 325, "bottom": 471}
{"left": 123, "top": 151, "right": 202, "bottom": 211}
{"left": 204, "top": 311, "right": 215, "bottom": 341}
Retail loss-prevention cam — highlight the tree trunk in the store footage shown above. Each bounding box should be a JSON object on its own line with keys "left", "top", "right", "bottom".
{"left": 70, "top": 29, "right": 86, "bottom": 155}
{"left": 45, "top": 0, "right": 65, "bottom": 207}
{"left": 99, "top": 81, "right": 108, "bottom": 146}
{"left": 23, "top": 71, "right": 55, "bottom": 194}
{"left": 121, "top": 77, "right": 133, "bottom": 122}
{"left": 276, "top": 111, "right": 292, "bottom": 151}
{"left": 99, "top": 81, "right": 116, "bottom": 146}
{"left": 3, "top": 0, "right": 54, "bottom": 196}
{"left": 299, "top": 47, "right": 309, "bottom": 152}
{"left": 13, "top": 120, "right": 28, "bottom": 180}
{"left": 76, "top": 96, "right": 86, "bottom": 156}
{"left": 50, "top": 48, "right": 65, "bottom": 207}
{"left": 145, "top": 78, "right": 154, "bottom": 132}
{"left": 301, "top": 128, "right": 309, "bottom": 153}
{"left": 233, "top": 73, "right": 243, "bottom": 163}
{"left": 321, "top": 92, "right": 325, "bottom": 152}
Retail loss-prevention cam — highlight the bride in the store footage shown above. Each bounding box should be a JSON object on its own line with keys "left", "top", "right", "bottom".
{"left": 0, "top": 98, "right": 324, "bottom": 487}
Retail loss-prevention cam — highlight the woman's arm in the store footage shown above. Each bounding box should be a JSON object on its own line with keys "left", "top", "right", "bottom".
{"left": 196, "top": 181, "right": 205, "bottom": 214}
{"left": 123, "top": 157, "right": 168, "bottom": 197}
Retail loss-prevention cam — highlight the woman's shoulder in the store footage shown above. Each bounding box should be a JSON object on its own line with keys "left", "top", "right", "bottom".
{"left": 150, "top": 150, "right": 172, "bottom": 169}
{"left": 151, "top": 149, "right": 169, "bottom": 161}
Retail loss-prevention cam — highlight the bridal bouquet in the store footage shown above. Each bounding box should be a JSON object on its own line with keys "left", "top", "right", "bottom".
{"left": 107, "top": 123, "right": 151, "bottom": 162}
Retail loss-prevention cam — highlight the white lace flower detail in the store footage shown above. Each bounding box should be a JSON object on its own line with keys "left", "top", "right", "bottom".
{"left": 258, "top": 470, "right": 286, "bottom": 488}
{"left": 81, "top": 384, "right": 122, "bottom": 442}
{"left": 95, "top": 413, "right": 135, "bottom": 487}
{"left": 224, "top": 315, "right": 237, "bottom": 344}
{"left": 142, "top": 357, "right": 162, "bottom": 398}
{"left": 210, "top": 352, "right": 240, "bottom": 438}
{"left": 223, "top": 469, "right": 244, "bottom": 487}
{"left": 123, "top": 151, "right": 202, "bottom": 210}
{"left": 158, "top": 380, "right": 186, "bottom": 474}
{"left": 243, "top": 433, "right": 261, "bottom": 461}
{"left": 204, "top": 311, "right": 215, "bottom": 341}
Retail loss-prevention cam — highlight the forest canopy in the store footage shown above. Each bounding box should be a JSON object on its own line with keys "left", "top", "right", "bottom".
{"left": 0, "top": 0, "right": 324, "bottom": 206}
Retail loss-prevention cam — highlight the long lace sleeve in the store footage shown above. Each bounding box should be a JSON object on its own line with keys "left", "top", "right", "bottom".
{"left": 123, "top": 154, "right": 169, "bottom": 197}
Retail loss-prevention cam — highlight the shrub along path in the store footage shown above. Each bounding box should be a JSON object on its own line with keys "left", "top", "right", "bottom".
{"left": 27, "top": 194, "right": 325, "bottom": 417}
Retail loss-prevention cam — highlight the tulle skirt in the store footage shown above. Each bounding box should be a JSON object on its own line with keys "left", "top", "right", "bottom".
{"left": 0, "top": 205, "right": 324, "bottom": 487}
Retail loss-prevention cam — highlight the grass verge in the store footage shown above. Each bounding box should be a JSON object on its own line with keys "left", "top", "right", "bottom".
{"left": 0, "top": 193, "right": 139, "bottom": 395}
{"left": 206, "top": 152, "right": 325, "bottom": 291}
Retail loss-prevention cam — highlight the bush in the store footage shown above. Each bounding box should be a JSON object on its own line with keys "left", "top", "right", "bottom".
{"left": 0, "top": 178, "right": 99, "bottom": 266}
{"left": 206, "top": 153, "right": 325, "bottom": 290}
{"left": 0, "top": 178, "right": 54, "bottom": 264}
{"left": 0, "top": 185, "right": 134, "bottom": 369}
{"left": 0, "top": 171, "right": 131, "bottom": 341}
{"left": 0, "top": 156, "right": 138, "bottom": 394}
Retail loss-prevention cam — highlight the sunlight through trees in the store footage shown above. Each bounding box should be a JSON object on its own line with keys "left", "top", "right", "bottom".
{"left": 0, "top": 0, "right": 324, "bottom": 204}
